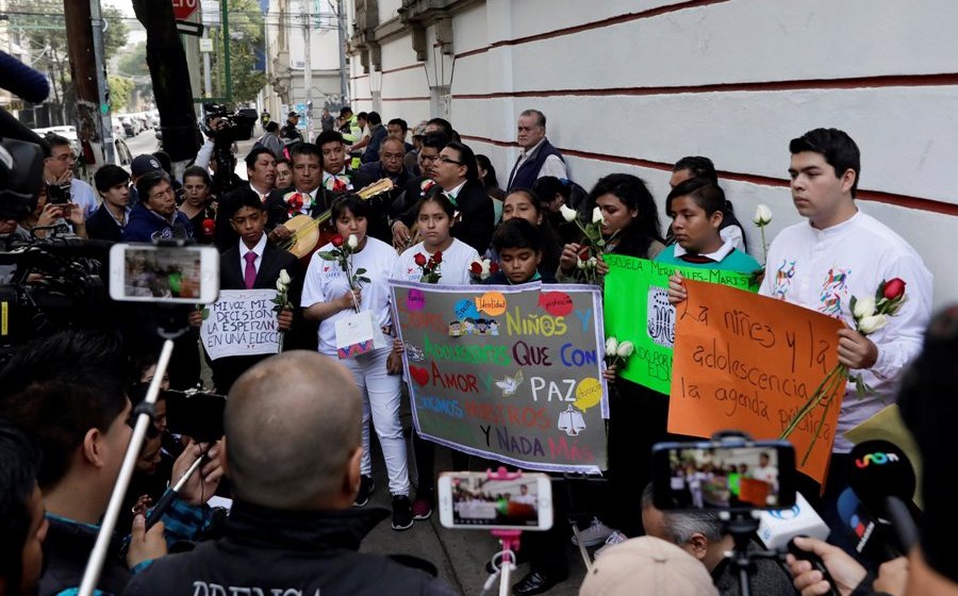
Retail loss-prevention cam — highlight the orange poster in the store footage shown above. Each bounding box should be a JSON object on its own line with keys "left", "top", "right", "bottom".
{"left": 669, "top": 280, "right": 845, "bottom": 485}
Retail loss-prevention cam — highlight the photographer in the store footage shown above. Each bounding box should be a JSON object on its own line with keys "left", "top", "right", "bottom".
{"left": 122, "top": 351, "right": 456, "bottom": 596}
{"left": 0, "top": 331, "right": 222, "bottom": 596}
{"left": 641, "top": 484, "right": 796, "bottom": 595}
{"left": 22, "top": 181, "right": 87, "bottom": 239}
{"left": 42, "top": 134, "right": 97, "bottom": 219}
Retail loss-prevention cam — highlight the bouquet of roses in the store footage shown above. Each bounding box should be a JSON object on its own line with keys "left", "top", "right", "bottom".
{"left": 780, "top": 277, "right": 908, "bottom": 464}
{"left": 604, "top": 336, "right": 635, "bottom": 374}
{"left": 415, "top": 251, "right": 443, "bottom": 283}
{"left": 317, "top": 233, "right": 371, "bottom": 312}
{"left": 284, "top": 191, "right": 313, "bottom": 217}
{"left": 469, "top": 257, "right": 499, "bottom": 282}
{"left": 559, "top": 204, "right": 616, "bottom": 285}
{"left": 271, "top": 269, "right": 293, "bottom": 350}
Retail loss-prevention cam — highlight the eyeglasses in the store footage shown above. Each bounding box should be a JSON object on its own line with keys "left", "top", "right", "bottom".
{"left": 438, "top": 155, "right": 463, "bottom": 165}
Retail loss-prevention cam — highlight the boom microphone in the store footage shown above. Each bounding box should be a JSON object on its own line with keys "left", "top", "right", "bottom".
{"left": 848, "top": 439, "right": 919, "bottom": 553}
{"left": 0, "top": 51, "right": 51, "bottom": 104}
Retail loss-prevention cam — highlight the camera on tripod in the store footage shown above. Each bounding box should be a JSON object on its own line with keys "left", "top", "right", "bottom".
{"left": 202, "top": 103, "right": 258, "bottom": 143}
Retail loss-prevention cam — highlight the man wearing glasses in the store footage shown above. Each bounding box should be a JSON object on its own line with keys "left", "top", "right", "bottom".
{"left": 431, "top": 141, "right": 495, "bottom": 252}
{"left": 43, "top": 134, "right": 98, "bottom": 218}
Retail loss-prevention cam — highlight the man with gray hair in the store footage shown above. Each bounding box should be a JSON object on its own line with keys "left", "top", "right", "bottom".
{"left": 639, "top": 484, "right": 795, "bottom": 596}
{"left": 505, "top": 109, "right": 567, "bottom": 192}
{"left": 123, "top": 351, "right": 455, "bottom": 596}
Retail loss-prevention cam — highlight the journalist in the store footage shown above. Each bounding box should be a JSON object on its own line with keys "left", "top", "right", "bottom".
{"left": 122, "top": 351, "right": 456, "bottom": 596}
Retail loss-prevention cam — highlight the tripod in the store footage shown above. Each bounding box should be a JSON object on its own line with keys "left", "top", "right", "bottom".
{"left": 720, "top": 509, "right": 785, "bottom": 596}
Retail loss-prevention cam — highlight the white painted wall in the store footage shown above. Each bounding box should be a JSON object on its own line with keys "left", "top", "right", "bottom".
{"left": 349, "top": 0, "right": 958, "bottom": 307}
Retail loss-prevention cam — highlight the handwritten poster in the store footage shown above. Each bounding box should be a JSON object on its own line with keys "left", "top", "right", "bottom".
{"left": 390, "top": 280, "right": 609, "bottom": 474}
{"left": 200, "top": 289, "right": 281, "bottom": 360}
{"left": 669, "top": 280, "right": 844, "bottom": 484}
{"left": 604, "top": 255, "right": 759, "bottom": 393}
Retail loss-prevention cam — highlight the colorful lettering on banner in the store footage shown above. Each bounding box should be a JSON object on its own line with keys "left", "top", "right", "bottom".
{"left": 669, "top": 279, "right": 844, "bottom": 485}
{"left": 199, "top": 289, "right": 280, "bottom": 360}
{"left": 389, "top": 280, "right": 609, "bottom": 474}
{"left": 603, "top": 255, "right": 759, "bottom": 394}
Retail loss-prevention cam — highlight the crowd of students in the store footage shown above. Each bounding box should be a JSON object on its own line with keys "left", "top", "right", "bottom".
{"left": 0, "top": 106, "right": 940, "bottom": 596}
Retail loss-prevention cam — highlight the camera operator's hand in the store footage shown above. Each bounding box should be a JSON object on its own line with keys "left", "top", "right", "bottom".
{"left": 127, "top": 513, "right": 167, "bottom": 569}
{"left": 174, "top": 440, "right": 224, "bottom": 506}
{"left": 36, "top": 203, "right": 62, "bottom": 228}
{"left": 874, "top": 557, "right": 909, "bottom": 596}
{"left": 787, "top": 536, "right": 867, "bottom": 596}
{"left": 277, "top": 308, "right": 293, "bottom": 331}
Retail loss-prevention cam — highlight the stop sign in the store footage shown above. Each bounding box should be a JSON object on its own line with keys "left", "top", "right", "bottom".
{"left": 172, "top": 0, "right": 198, "bottom": 20}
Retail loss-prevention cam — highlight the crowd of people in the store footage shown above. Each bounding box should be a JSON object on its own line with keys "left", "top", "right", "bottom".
{"left": 0, "top": 102, "right": 952, "bottom": 596}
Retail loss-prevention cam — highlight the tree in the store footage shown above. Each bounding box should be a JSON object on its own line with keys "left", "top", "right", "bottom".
{"left": 102, "top": 6, "right": 130, "bottom": 63}
{"left": 8, "top": 0, "right": 70, "bottom": 118}
{"left": 107, "top": 75, "right": 135, "bottom": 112}
{"left": 117, "top": 41, "right": 150, "bottom": 78}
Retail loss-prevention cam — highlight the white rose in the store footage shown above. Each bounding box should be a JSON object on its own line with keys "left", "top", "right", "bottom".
{"left": 858, "top": 314, "right": 888, "bottom": 335}
{"left": 279, "top": 269, "right": 291, "bottom": 286}
{"left": 576, "top": 257, "right": 586, "bottom": 270}
{"left": 587, "top": 256, "right": 597, "bottom": 267}
{"left": 616, "top": 341, "right": 635, "bottom": 358}
{"left": 559, "top": 204, "right": 578, "bottom": 223}
{"left": 752, "top": 204, "right": 772, "bottom": 227}
{"left": 275, "top": 278, "right": 285, "bottom": 292}
{"left": 592, "top": 206, "right": 604, "bottom": 224}
{"left": 852, "top": 295, "right": 876, "bottom": 320}
{"left": 605, "top": 337, "right": 619, "bottom": 355}
{"left": 347, "top": 234, "right": 359, "bottom": 249}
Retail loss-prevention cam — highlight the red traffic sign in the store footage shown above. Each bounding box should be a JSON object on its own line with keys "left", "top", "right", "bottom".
{"left": 172, "top": 0, "right": 199, "bottom": 20}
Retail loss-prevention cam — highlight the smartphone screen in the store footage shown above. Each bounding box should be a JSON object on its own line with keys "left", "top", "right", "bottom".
{"left": 438, "top": 472, "right": 553, "bottom": 531}
{"left": 109, "top": 244, "right": 219, "bottom": 304}
{"left": 652, "top": 441, "right": 796, "bottom": 511}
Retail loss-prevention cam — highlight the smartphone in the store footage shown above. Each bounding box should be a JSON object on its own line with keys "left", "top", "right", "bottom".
{"left": 437, "top": 471, "right": 553, "bottom": 531}
{"left": 652, "top": 439, "right": 796, "bottom": 511}
{"left": 163, "top": 389, "right": 226, "bottom": 443}
{"left": 109, "top": 243, "right": 219, "bottom": 304}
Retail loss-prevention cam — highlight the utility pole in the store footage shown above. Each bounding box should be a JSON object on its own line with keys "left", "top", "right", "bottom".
{"left": 63, "top": 0, "right": 108, "bottom": 171}
{"left": 337, "top": 0, "right": 347, "bottom": 104}
{"left": 303, "top": 0, "right": 312, "bottom": 142}
{"left": 90, "top": 0, "right": 114, "bottom": 164}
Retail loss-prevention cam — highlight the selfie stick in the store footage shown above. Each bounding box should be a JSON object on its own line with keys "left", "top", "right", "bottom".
{"left": 144, "top": 454, "right": 205, "bottom": 530}
{"left": 78, "top": 339, "right": 175, "bottom": 596}
{"left": 484, "top": 467, "right": 523, "bottom": 596}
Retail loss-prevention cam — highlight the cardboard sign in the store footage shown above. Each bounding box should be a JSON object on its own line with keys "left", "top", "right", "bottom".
{"left": 669, "top": 280, "right": 844, "bottom": 484}
{"left": 604, "top": 255, "right": 759, "bottom": 393}
{"left": 200, "top": 289, "right": 280, "bottom": 360}
{"left": 335, "top": 310, "right": 388, "bottom": 359}
{"left": 390, "top": 280, "right": 609, "bottom": 474}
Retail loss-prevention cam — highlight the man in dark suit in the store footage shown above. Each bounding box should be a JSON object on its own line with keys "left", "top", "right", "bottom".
{"left": 431, "top": 141, "right": 495, "bottom": 253}
{"left": 194, "top": 190, "right": 310, "bottom": 394}
{"left": 358, "top": 137, "right": 411, "bottom": 243}
{"left": 263, "top": 142, "right": 332, "bottom": 243}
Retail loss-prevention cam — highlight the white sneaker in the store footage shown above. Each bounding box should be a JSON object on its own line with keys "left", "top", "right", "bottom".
{"left": 571, "top": 517, "right": 616, "bottom": 547}
{"left": 593, "top": 530, "right": 628, "bottom": 559}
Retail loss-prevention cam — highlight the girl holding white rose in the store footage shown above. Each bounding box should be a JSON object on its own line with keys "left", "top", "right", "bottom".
{"left": 301, "top": 194, "right": 414, "bottom": 531}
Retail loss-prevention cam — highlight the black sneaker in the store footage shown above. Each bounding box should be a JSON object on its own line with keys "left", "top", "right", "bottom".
{"left": 392, "top": 495, "right": 414, "bottom": 531}
{"left": 353, "top": 475, "right": 374, "bottom": 507}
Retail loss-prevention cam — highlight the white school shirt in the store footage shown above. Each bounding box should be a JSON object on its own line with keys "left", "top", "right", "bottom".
{"left": 301, "top": 236, "right": 398, "bottom": 356}
{"left": 759, "top": 210, "right": 933, "bottom": 452}
{"left": 393, "top": 238, "right": 480, "bottom": 285}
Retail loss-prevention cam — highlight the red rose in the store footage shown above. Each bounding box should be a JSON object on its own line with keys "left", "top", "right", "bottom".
{"left": 433, "top": 251, "right": 443, "bottom": 264}
{"left": 287, "top": 194, "right": 303, "bottom": 213}
{"left": 883, "top": 278, "right": 906, "bottom": 301}
{"left": 202, "top": 218, "right": 215, "bottom": 236}
{"left": 331, "top": 234, "right": 344, "bottom": 247}
{"left": 414, "top": 253, "right": 427, "bottom": 267}
{"left": 470, "top": 262, "right": 482, "bottom": 274}
{"left": 490, "top": 262, "right": 500, "bottom": 274}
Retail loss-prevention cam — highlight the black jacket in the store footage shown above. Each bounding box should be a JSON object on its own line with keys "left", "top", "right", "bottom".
{"left": 122, "top": 502, "right": 456, "bottom": 596}
{"left": 40, "top": 515, "right": 132, "bottom": 596}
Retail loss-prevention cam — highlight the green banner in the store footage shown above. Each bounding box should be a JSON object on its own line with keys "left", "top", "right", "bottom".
{"left": 603, "top": 255, "right": 759, "bottom": 393}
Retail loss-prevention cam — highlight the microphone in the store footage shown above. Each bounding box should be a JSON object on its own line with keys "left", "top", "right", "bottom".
{"left": 837, "top": 487, "right": 899, "bottom": 561}
{"left": 847, "top": 439, "right": 919, "bottom": 553}
{"left": 757, "top": 491, "right": 830, "bottom": 550}
{"left": 0, "top": 51, "right": 51, "bottom": 104}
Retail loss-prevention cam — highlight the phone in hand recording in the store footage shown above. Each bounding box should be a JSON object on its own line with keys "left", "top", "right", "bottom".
{"left": 109, "top": 243, "right": 219, "bottom": 304}
{"left": 652, "top": 439, "right": 796, "bottom": 512}
{"left": 437, "top": 472, "right": 553, "bottom": 531}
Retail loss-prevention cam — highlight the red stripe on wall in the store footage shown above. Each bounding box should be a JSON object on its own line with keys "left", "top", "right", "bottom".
{"left": 452, "top": 73, "right": 958, "bottom": 100}
{"left": 382, "top": 96, "right": 431, "bottom": 102}
{"left": 455, "top": 0, "right": 734, "bottom": 60}
{"left": 461, "top": 135, "right": 958, "bottom": 217}
{"left": 382, "top": 63, "right": 424, "bottom": 75}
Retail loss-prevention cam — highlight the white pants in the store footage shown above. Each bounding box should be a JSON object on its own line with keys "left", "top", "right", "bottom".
{"left": 338, "top": 346, "right": 410, "bottom": 496}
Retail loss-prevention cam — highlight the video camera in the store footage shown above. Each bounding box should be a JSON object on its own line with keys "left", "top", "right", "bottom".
{"left": 201, "top": 103, "right": 257, "bottom": 143}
